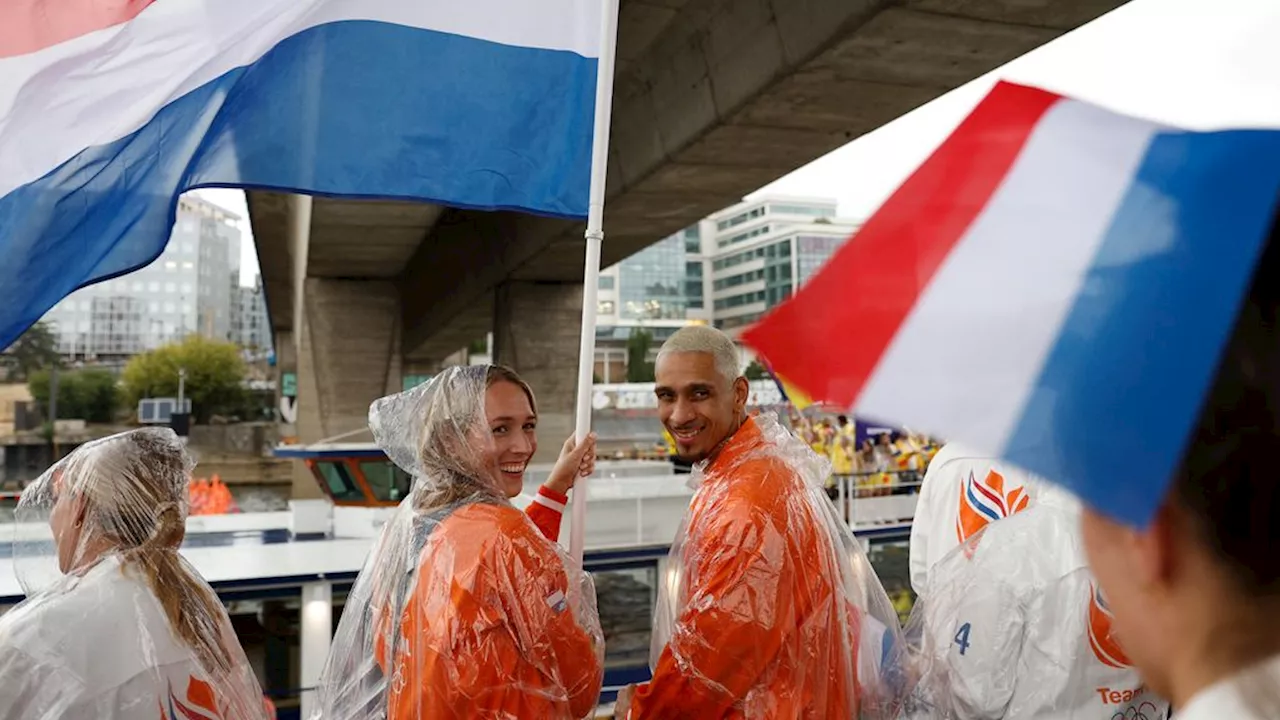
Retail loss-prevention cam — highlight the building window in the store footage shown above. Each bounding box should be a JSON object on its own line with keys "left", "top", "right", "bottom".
{"left": 597, "top": 300, "right": 615, "bottom": 315}
{"left": 164, "top": 261, "right": 177, "bottom": 270}
{"left": 717, "top": 312, "right": 764, "bottom": 330}
{"left": 795, "top": 234, "right": 847, "bottom": 286}
{"left": 683, "top": 226, "right": 701, "bottom": 253}
{"left": 598, "top": 275, "right": 615, "bottom": 290}
{"left": 685, "top": 281, "right": 704, "bottom": 308}
{"left": 768, "top": 203, "right": 836, "bottom": 218}
{"left": 617, "top": 234, "right": 687, "bottom": 320}
{"left": 715, "top": 206, "right": 765, "bottom": 232}
{"left": 718, "top": 224, "right": 771, "bottom": 249}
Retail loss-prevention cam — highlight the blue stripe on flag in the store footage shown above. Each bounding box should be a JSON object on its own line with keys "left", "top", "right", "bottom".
{"left": 0, "top": 20, "right": 597, "bottom": 348}
{"left": 966, "top": 483, "right": 1002, "bottom": 522}
{"left": 1004, "top": 128, "right": 1280, "bottom": 526}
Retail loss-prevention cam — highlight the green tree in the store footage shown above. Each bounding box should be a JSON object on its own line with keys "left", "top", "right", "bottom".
{"left": 626, "top": 327, "right": 655, "bottom": 383}
{"left": 122, "top": 336, "right": 246, "bottom": 423}
{"left": 5, "top": 321, "right": 59, "bottom": 381}
{"left": 744, "top": 361, "right": 768, "bottom": 381}
{"left": 29, "top": 368, "right": 121, "bottom": 423}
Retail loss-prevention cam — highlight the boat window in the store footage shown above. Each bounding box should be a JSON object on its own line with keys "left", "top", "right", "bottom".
{"left": 313, "top": 461, "right": 364, "bottom": 502}
{"left": 591, "top": 565, "right": 656, "bottom": 669}
{"left": 359, "top": 461, "right": 412, "bottom": 503}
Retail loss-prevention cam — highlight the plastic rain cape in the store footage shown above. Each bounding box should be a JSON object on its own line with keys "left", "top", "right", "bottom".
{"left": 901, "top": 487, "right": 1168, "bottom": 719}
{"left": 0, "top": 428, "right": 267, "bottom": 720}
{"left": 311, "top": 365, "right": 604, "bottom": 720}
{"left": 647, "top": 413, "right": 909, "bottom": 719}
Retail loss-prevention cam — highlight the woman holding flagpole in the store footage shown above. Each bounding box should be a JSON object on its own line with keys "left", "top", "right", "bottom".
{"left": 312, "top": 366, "right": 605, "bottom": 720}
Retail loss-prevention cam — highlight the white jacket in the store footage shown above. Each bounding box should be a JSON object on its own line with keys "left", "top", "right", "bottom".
{"left": 1176, "top": 654, "right": 1280, "bottom": 720}
{"left": 0, "top": 554, "right": 266, "bottom": 720}
{"left": 909, "top": 443, "right": 1046, "bottom": 596}
{"left": 909, "top": 493, "right": 1169, "bottom": 720}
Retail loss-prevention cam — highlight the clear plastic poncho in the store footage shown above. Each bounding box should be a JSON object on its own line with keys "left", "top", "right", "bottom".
{"left": 312, "top": 365, "right": 605, "bottom": 720}
{"left": 902, "top": 487, "right": 1169, "bottom": 719}
{"left": 639, "top": 412, "right": 909, "bottom": 719}
{"left": 0, "top": 428, "right": 268, "bottom": 720}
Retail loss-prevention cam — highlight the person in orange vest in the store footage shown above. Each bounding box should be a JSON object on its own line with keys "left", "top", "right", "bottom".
{"left": 614, "top": 326, "right": 905, "bottom": 719}
{"left": 313, "top": 365, "right": 603, "bottom": 720}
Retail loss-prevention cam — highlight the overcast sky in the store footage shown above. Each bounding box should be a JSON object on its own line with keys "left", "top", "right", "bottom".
{"left": 204, "top": 0, "right": 1280, "bottom": 285}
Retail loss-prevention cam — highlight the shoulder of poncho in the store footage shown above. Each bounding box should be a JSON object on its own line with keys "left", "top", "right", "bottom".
{"left": 2, "top": 558, "right": 155, "bottom": 664}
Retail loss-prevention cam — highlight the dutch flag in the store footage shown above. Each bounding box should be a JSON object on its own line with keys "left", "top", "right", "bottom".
{"left": 745, "top": 82, "right": 1280, "bottom": 527}
{"left": 0, "top": 0, "right": 605, "bottom": 349}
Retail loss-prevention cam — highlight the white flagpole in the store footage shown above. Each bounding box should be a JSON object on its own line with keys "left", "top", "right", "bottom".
{"left": 569, "top": 0, "right": 621, "bottom": 566}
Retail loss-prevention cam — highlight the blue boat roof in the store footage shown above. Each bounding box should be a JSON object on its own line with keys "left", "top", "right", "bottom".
{"left": 272, "top": 442, "right": 389, "bottom": 460}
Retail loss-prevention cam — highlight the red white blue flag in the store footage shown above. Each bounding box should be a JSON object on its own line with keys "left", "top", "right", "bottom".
{"left": 745, "top": 81, "right": 1280, "bottom": 527}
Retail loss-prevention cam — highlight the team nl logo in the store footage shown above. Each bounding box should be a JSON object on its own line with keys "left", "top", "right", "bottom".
{"left": 955, "top": 469, "right": 1031, "bottom": 543}
{"left": 1088, "top": 584, "right": 1133, "bottom": 669}
{"left": 159, "top": 676, "right": 224, "bottom": 720}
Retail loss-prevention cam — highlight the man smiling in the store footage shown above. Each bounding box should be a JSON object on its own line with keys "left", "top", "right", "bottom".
{"left": 614, "top": 325, "right": 901, "bottom": 719}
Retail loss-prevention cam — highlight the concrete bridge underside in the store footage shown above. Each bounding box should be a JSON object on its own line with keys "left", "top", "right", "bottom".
{"left": 250, "top": 0, "right": 1128, "bottom": 487}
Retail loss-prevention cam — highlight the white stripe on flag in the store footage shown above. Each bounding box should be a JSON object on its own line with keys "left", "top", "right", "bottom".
{"left": 0, "top": 0, "right": 603, "bottom": 197}
{"left": 856, "top": 99, "right": 1160, "bottom": 454}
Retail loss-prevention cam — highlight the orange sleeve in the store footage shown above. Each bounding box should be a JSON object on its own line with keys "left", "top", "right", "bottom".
{"left": 524, "top": 485, "right": 567, "bottom": 542}
{"left": 627, "top": 501, "right": 796, "bottom": 719}
{"left": 502, "top": 529, "right": 604, "bottom": 718}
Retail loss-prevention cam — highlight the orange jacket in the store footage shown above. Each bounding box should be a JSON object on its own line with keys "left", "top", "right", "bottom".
{"left": 629, "top": 417, "right": 862, "bottom": 719}
{"left": 525, "top": 484, "right": 568, "bottom": 542}
{"left": 375, "top": 498, "right": 601, "bottom": 720}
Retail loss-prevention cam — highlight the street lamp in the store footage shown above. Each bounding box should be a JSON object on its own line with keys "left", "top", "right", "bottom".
{"left": 177, "top": 367, "right": 187, "bottom": 410}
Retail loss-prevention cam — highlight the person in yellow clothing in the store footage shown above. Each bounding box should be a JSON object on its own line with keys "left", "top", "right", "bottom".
{"left": 826, "top": 416, "right": 856, "bottom": 503}
{"left": 313, "top": 365, "right": 604, "bottom": 720}
{"left": 614, "top": 326, "right": 906, "bottom": 719}
{"left": 829, "top": 416, "right": 856, "bottom": 474}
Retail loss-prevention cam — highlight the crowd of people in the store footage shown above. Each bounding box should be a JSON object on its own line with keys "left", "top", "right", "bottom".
{"left": 0, "top": 313, "right": 1276, "bottom": 718}
{"left": 790, "top": 415, "right": 940, "bottom": 498}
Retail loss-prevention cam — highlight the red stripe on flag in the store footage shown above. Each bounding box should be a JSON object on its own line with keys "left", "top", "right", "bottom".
{"left": 742, "top": 82, "right": 1062, "bottom": 408}
{"left": 0, "top": 0, "right": 155, "bottom": 58}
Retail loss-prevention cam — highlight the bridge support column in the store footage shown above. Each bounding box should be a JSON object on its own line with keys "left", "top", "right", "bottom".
{"left": 298, "top": 581, "right": 332, "bottom": 719}
{"left": 493, "top": 281, "right": 584, "bottom": 465}
{"left": 293, "top": 279, "right": 403, "bottom": 498}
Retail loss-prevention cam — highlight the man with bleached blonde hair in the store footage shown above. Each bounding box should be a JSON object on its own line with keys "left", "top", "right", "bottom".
{"left": 615, "top": 326, "right": 905, "bottom": 719}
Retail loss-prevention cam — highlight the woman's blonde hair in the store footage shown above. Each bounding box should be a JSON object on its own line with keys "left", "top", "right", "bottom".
{"left": 73, "top": 429, "right": 233, "bottom": 676}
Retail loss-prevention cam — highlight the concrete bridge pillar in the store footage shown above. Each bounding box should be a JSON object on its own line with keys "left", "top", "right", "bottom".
{"left": 492, "top": 281, "right": 584, "bottom": 465}
{"left": 292, "top": 278, "right": 403, "bottom": 498}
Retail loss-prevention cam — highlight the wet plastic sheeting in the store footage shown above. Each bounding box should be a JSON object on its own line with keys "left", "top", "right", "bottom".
{"left": 647, "top": 413, "right": 909, "bottom": 718}
{"left": 902, "top": 497, "right": 1169, "bottom": 719}
{"left": 312, "top": 366, "right": 605, "bottom": 719}
{"left": 0, "top": 428, "right": 267, "bottom": 720}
